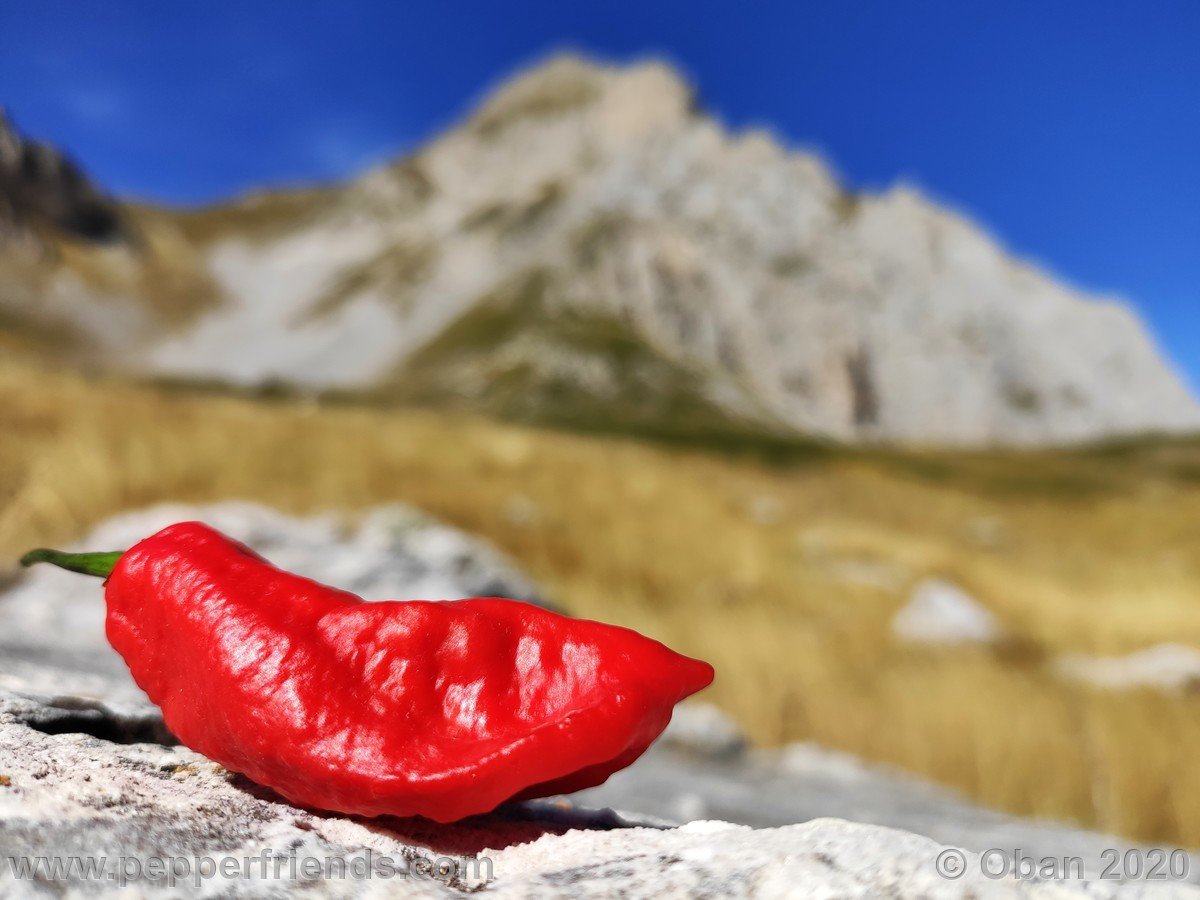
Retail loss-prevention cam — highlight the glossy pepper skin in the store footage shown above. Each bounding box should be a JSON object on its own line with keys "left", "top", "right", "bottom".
{"left": 23, "top": 522, "right": 713, "bottom": 823}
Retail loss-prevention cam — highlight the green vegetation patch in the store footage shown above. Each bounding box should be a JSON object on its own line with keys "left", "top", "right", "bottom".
{"left": 389, "top": 268, "right": 805, "bottom": 454}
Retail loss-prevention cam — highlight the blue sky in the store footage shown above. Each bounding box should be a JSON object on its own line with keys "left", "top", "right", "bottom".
{"left": 2, "top": 1, "right": 1198, "bottom": 387}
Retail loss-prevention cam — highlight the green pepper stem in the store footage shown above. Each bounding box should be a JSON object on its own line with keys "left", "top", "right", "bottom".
{"left": 19, "top": 548, "right": 123, "bottom": 579}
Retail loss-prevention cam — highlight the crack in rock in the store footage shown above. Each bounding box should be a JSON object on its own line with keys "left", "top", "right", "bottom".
{"left": 12, "top": 695, "right": 178, "bottom": 747}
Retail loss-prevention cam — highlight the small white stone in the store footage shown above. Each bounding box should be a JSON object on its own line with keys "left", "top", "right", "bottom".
{"left": 1056, "top": 643, "right": 1200, "bottom": 692}
{"left": 891, "top": 578, "right": 1004, "bottom": 646}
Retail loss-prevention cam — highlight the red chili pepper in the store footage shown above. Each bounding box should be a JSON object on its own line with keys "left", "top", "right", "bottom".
{"left": 20, "top": 522, "right": 713, "bottom": 822}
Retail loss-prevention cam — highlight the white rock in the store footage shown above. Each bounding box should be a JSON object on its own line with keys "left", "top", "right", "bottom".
{"left": 9, "top": 500, "right": 543, "bottom": 607}
{"left": 1056, "top": 644, "right": 1200, "bottom": 692}
{"left": 489, "top": 814, "right": 1190, "bottom": 898}
{"left": 3, "top": 690, "right": 1186, "bottom": 898}
{"left": 892, "top": 578, "right": 1004, "bottom": 646}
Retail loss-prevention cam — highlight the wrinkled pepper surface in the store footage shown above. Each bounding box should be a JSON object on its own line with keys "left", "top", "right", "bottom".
{"left": 21, "top": 522, "right": 713, "bottom": 822}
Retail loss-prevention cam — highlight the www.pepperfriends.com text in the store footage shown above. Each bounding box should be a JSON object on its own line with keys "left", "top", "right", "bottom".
{"left": 4, "top": 849, "right": 495, "bottom": 889}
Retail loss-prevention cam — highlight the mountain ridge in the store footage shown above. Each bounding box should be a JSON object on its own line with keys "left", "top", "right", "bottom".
{"left": 1, "top": 54, "right": 1196, "bottom": 446}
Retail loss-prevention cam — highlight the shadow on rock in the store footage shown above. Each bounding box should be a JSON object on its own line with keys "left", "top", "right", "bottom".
{"left": 230, "top": 771, "right": 667, "bottom": 856}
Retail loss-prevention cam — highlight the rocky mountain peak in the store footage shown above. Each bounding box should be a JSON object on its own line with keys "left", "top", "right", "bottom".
{"left": 467, "top": 53, "right": 695, "bottom": 140}
{"left": 0, "top": 108, "right": 124, "bottom": 242}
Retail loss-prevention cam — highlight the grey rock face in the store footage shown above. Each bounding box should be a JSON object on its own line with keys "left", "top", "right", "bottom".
{"left": 128, "top": 55, "right": 1197, "bottom": 447}
{"left": 5, "top": 58, "right": 1195, "bottom": 446}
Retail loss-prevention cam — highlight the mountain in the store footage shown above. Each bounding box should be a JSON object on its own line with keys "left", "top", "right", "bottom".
{"left": 2, "top": 55, "right": 1196, "bottom": 446}
{"left": 0, "top": 109, "right": 218, "bottom": 367}
{"left": 0, "top": 108, "right": 124, "bottom": 242}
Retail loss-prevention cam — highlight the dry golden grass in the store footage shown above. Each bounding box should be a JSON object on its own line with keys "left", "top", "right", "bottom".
{"left": 3, "top": 357, "right": 1200, "bottom": 843}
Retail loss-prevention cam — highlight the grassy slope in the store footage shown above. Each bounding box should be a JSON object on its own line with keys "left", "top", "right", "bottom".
{"left": 4, "top": 357, "right": 1200, "bottom": 843}
{"left": 0, "top": 210, "right": 225, "bottom": 361}
{"left": 390, "top": 267, "right": 796, "bottom": 447}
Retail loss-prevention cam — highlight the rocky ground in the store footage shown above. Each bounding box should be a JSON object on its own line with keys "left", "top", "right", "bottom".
{"left": 1, "top": 503, "right": 1195, "bottom": 897}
